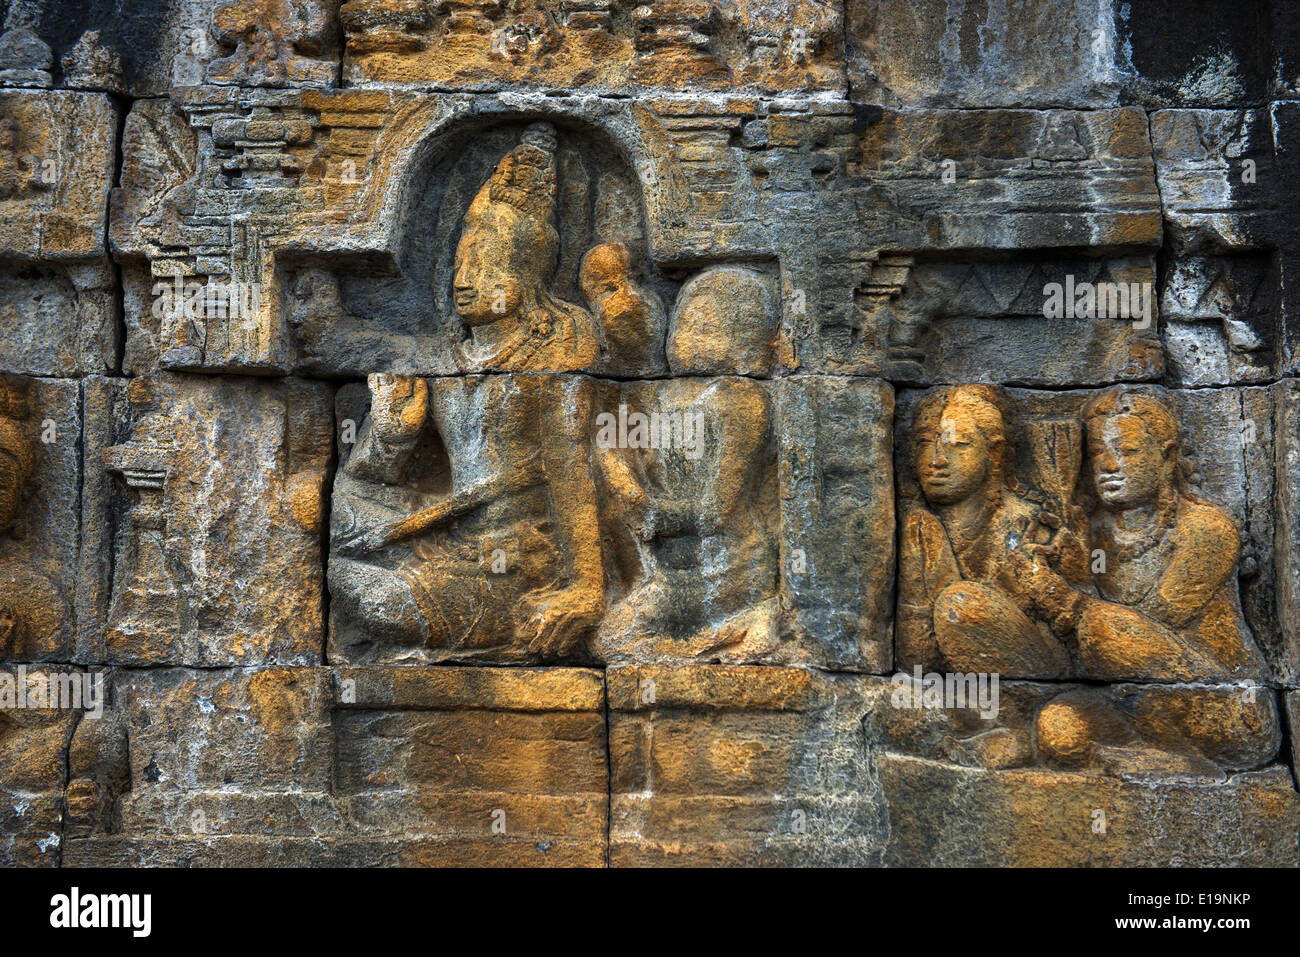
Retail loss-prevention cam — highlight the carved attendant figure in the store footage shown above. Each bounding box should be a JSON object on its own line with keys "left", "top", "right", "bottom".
{"left": 595, "top": 271, "right": 778, "bottom": 659}
{"left": 1002, "top": 387, "right": 1276, "bottom": 772}
{"left": 1004, "top": 387, "right": 1267, "bottom": 682}
{"left": 579, "top": 241, "right": 665, "bottom": 374}
{"left": 898, "top": 385, "right": 1073, "bottom": 678}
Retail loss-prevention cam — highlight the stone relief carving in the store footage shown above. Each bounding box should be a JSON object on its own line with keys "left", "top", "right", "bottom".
{"left": 2, "top": 0, "right": 1299, "bottom": 870}
{"left": 898, "top": 385, "right": 1081, "bottom": 680}
{"left": 329, "top": 371, "right": 605, "bottom": 663}
{"left": 286, "top": 119, "right": 669, "bottom": 379}
{"left": 340, "top": 0, "right": 843, "bottom": 93}
{"left": 0, "top": 375, "right": 68, "bottom": 662}
{"left": 98, "top": 374, "right": 331, "bottom": 666}
{"left": 450, "top": 123, "right": 605, "bottom": 373}
{"left": 898, "top": 383, "right": 1277, "bottom": 777}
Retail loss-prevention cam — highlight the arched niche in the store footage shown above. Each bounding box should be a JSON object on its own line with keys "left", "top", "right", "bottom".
{"left": 287, "top": 108, "right": 681, "bottom": 377}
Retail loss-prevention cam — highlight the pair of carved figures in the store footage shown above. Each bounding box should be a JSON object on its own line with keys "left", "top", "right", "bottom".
{"left": 329, "top": 123, "right": 777, "bottom": 663}
{"left": 900, "top": 384, "right": 1274, "bottom": 776}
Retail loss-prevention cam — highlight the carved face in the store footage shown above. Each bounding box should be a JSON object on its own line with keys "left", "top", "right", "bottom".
{"left": 452, "top": 224, "right": 524, "bottom": 325}
{"left": 452, "top": 196, "right": 558, "bottom": 328}
{"left": 916, "top": 414, "right": 993, "bottom": 505}
{"left": 1089, "top": 413, "right": 1170, "bottom": 508}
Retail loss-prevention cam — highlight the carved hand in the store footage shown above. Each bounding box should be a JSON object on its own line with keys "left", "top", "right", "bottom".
{"left": 999, "top": 543, "right": 1084, "bottom": 632}
{"left": 367, "top": 373, "right": 428, "bottom": 445}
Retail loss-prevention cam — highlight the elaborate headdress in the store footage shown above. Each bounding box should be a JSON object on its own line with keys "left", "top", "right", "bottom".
{"left": 485, "top": 122, "right": 557, "bottom": 220}
{"left": 463, "top": 122, "right": 560, "bottom": 273}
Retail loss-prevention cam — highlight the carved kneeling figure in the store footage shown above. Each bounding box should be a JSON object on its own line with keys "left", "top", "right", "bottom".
{"left": 1015, "top": 387, "right": 1275, "bottom": 775}
{"left": 899, "top": 385, "right": 1075, "bottom": 680}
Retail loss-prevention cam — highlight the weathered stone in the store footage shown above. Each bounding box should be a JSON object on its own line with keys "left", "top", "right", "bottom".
{"left": 845, "top": 0, "right": 1128, "bottom": 108}
{"left": 0, "top": 666, "right": 81, "bottom": 866}
{"left": 206, "top": 0, "right": 339, "bottom": 88}
{"left": 3, "top": 0, "right": 1300, "bottom": 871}
{"left": 64, "top": 665, "right": 607, "bottom": 866}
{"left": 594, "top": 377, "right": 781, "bottom": 664}
{"left": 0, "top": 376, "right": 81, "bottom": 663}
{"left": 897, "top": 383, "right": 1300, "bottom": 687}
{"left": 84, "top": 374, "right": 333, "bottom": 666}
{"left": 342, "top": 0, "right": 843, "bottom": 95}
{"left": 329, "top": 373, "right": 606, "bottom": 664}
{"left": 865, "top": 672, "right": 1298, "bottom": 865}
{"left": 776, "top": 376, "right": 894, "bottom": 670}
{"left": 845, "top": 0, "right": 1280, "bottom": 111}
{"left": 1119, "top": 0, "right": 1273, "bottom": 107}
{"left": 0, "top": 90, "right": 116, "bottom": 261}
{"left": 59, "top": 30, "right": 124, "bottom": 93}
{"left": 846, "top": 107, "right": 1162, "bottom": 255}
{"left": 0, "top": 27, "right": 53, "bottom": 87}
{"left": 878, "top": 758, "right": 1299, "bottom": 866}
{"left": 1151, "top": 109, "right": 1287, "bottom": 386}
{"left": 0, "top": 262, "right": 119, "bottom": 377}
{"left": 608, "top": 664, "right": 885, "bottom": 865}
{"left": 1271, "top": 379, "right": 1300, "bottom": 684}
{"left": 331, "top": 665, "right": 607, "bottom": 865}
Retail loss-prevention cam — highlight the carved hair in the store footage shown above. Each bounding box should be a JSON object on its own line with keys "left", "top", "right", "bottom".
{"left": 1080, "top": 385, "right": 1203, "bottom": 502}
{"left": 463, "top": 122, "right": 562, "bottom": 286}
{"left": 485, "top": 122, "right": 557, "bottom": 220}
{"left": 912, "top": 384, "right": 1020, "bottom": 495}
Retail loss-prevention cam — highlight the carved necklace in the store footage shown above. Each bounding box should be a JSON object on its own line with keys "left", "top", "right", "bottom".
{"left": 1097, "top": 490, "right": 1177, "bottom": 563}
{"left": 946, "top": 488, "right": 1001, "bottom": 552}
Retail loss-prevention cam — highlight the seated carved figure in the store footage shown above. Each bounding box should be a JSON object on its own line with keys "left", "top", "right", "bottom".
{"left": 327, "top": 123, "right": 621, "bottom": 662}
{"left": 899, "top": 384, "right": 1277, "bottom": 777}
{"left": 453, "top": 122, "right": 605, "bottom": 373}
{"left": 1023, "top": 387, "right": 1266, "bottom": 681}
{"left": 997, "top": 386, "right": 1276, "bottom": 774}
{"left": 329, "top": 372, "right": 605, "bottom": 662}
{"left": 0, "top": 376, "right": 66, "bottom": 661}
{"left": 898, "top": 385, "right": 1074, "bottom": 679}
{"left": 595, "top": 272, "right": 779, "bottom": 660}
{"left": 595, "top": 378, "right": 776, "bottom": 659}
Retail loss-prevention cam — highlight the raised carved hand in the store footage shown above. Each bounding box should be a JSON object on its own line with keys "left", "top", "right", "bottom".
{"left": 366, "top": 373, "right": 428, "bottom": 447}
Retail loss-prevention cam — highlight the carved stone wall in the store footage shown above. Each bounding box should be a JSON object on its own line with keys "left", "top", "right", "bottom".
{"left": 2, "top": 0, "right": 1299, "bottom": 867}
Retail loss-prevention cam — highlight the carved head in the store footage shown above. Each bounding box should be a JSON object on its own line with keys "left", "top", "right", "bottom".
{"left": 452, "top": 123, "right": 560, "bottom": 328}
{"left": 1082, "top": 387, "right": 1182, "bottom": 510}
{"left": 912, "top": 385, "right": 1009, "bottom": 506}
{"left": 579, "top": 242, "right": 631, "bottom": 307}
{"left": 0, "top": 376, "right": 35, "bottom": 533}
